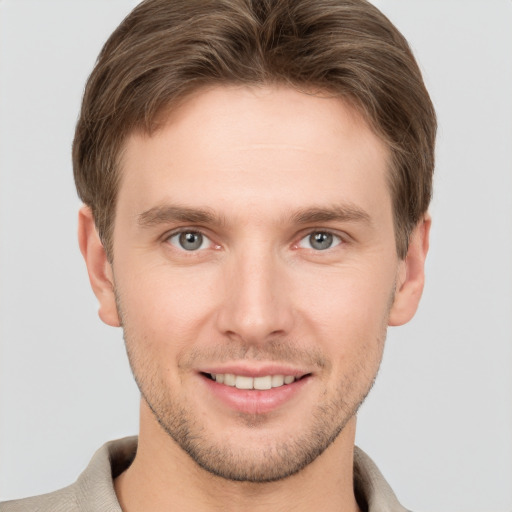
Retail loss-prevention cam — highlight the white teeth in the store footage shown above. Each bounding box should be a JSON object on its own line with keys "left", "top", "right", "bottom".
{"left": 212, "top": 373, "right": 297, "bottom": 389}
{"left": 271, "top": 375, "right": 284, "bottom": 387}
{"left": 253, "top": 375, "right": 272, "bottom": 390}
{"left": 224, "top": 374, "right": 236, "bottom": 386}
{"left": 235, "top": 376, "right": 253, "bottom": 389}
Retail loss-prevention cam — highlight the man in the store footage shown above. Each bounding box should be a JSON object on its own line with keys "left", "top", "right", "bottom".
{"left": 1, "top": 0, "right": 435, "bottom": 510}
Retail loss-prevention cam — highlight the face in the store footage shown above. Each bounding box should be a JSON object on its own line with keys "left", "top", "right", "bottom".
{"left": 83, "top": 85, "right": 425, "bottom": 482}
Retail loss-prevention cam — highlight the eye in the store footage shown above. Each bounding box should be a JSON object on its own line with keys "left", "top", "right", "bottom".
{"left": 167, "top": 231, "right": 212, "bottom": 251}
{"left": 298, "top": 231, "right": 342, "bottom": 251}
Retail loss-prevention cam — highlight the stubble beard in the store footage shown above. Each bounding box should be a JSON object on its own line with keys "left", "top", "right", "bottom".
{"left": 145, "top": 384, "right": 376, "bottom": 483}
{"left": 115, "top": 278, "right": 390, "bottom": 483}
{"left": 121, "top": 331, "right": 385, "bottom": 484}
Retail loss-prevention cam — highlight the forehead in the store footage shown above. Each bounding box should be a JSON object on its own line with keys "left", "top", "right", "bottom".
{"left": 117, "top": 85, "right": 391, "bottom": 224}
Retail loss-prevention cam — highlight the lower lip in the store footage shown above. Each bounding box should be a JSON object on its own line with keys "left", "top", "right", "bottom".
{"left": 200, "top": 375, "right": 311, "bottom": 415}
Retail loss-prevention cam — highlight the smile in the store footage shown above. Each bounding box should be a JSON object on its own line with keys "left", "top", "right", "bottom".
{"left": 200, "top": 369, "right": 312, "bottom": 414}
{"left": 209, "top": 373, "right": 299, "bottom": 390}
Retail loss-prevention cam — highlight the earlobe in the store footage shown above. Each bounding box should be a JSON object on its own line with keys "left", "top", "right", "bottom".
{"left": 78, "top": 206, "right": 120, "bottom": 327}
{"left": 388, "top": 215, "right": 431, "bottom": 326}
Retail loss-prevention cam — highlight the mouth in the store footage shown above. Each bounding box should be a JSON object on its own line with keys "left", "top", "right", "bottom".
{"left": 202, "top": 372, "right": 310, "bottom": 390}
{"left": 198, "top": 365, "right": 313, "bottom": 414}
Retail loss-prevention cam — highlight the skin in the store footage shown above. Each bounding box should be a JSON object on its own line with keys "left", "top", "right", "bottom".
{"left": 79, "top": 85, "right": 430, "bottom": 512}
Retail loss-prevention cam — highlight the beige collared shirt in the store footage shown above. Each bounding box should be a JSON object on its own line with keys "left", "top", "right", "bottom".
{"left": 1, "top": 437, "right": 409, "bottom": 512}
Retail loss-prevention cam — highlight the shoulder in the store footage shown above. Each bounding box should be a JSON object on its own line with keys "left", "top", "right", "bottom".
{"left": 0, "top": 437, "right": 136, "bottom": 512}
{"left": 0, "top": 484, "right": 78, "bottom": 512}
{"left": 353, "top": 446, "right": 411, "bottom": 512}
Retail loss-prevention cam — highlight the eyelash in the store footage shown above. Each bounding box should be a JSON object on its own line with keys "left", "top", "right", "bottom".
{"left": 296, "top": 231, "right": 343, "bottom": 251}
{"left": 163, "top": 228, "right": 346, "bottom": 254}
{"left": 165, "top": 229, "right": 217, "bottom": 252}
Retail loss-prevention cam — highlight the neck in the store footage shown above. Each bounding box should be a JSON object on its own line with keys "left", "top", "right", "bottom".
{"left": 115, "top": 402, "right": 361, "bottom": 512}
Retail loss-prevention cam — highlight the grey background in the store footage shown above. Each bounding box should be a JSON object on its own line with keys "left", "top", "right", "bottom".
{"left": 1, "top": 1, "right": 511, "bottom": 510}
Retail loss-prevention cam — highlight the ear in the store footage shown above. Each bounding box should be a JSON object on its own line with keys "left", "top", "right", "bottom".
{"left": 388, "top": 215, "right": 431, "bottom": 326}
{"left": 78, "top": 206, "right": 120, "bottom": 327}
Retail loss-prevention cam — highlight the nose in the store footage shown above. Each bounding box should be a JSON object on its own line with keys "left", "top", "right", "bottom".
{"left": 215, "top": 245, "right": 295, "bottom": 346}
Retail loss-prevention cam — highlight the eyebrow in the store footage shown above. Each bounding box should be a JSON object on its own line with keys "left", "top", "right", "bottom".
{"left": 137, "top": 203, "right": 371, "bottom": 229}
{"left": 290, "top": 205, "right": 371, "bottom": 225}
{"left": 137, "top": 205, "right": 223, "bottom": 227}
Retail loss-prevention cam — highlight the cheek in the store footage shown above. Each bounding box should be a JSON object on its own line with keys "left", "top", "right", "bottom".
{"left": 293, "top": 264, "right": 393, "bottom": 381}
{"left": 295, "top": 265, "right": 396, "bottom": 331}
{"left": 115, "top": 263, "right": 218, "bottom": 351}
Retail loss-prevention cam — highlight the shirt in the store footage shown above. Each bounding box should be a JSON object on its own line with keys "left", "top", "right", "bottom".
{"left": 0, "top": 437, "right": 409, "bottom": 511}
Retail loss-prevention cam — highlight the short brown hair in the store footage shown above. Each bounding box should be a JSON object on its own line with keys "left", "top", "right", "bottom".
{"left": 73, "top": 0, "right": 436, "bottom": 260}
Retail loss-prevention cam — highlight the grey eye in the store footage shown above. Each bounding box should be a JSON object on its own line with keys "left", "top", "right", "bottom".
{"left": 309, "top": 232, "right": 333, "bottom": 250}
{"left": 298, "top": 231, "right": 341, "bottom": 251}
{"left": 169, "top": 231, "right": 209, "bottom": 251}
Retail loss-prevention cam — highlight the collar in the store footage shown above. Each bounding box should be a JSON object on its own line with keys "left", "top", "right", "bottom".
{"left": 75, "top": 437, "right": 408, "bottom": 512}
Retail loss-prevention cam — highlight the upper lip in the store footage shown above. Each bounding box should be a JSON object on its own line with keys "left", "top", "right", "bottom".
{"left": 197, "top": 363, "right": 311, "bottom": 379}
